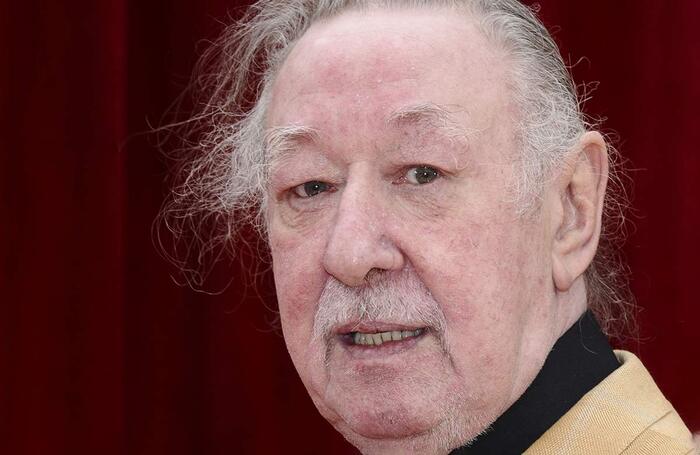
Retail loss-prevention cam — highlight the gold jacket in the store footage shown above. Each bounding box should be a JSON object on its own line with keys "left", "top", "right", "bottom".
{"left": 526, "top": 351, "right": 696, "bottom": 454}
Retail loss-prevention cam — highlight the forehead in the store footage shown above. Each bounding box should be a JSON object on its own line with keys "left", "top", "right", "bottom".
{"left": 266, "top": 7, "right": 513, "bottom": 154}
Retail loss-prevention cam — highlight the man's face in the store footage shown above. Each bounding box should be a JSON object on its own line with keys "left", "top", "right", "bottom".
{"left": 265, "top": 8, "right": 561, "bottom": 452}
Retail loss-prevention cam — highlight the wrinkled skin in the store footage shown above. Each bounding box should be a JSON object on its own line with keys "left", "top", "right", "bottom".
{"left": 265, "top": 7, "right": 604, "bottom": 454}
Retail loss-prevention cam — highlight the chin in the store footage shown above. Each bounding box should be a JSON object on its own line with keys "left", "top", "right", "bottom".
{"left": 337, "top": 393, "right": 441, "bottom": 439}
{"left": 333, "top": 410, "right": 477, "bottom": 455}
{"left": 335, "top": 402, "right": 492, "bottom": 455}
{"left": 318, "top": 377, "right": 482, "bottom": 454}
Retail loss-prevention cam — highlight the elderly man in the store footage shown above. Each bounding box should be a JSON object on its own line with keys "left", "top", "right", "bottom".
{"left": 162, "top": 0, "right": 696, "bottom": 453}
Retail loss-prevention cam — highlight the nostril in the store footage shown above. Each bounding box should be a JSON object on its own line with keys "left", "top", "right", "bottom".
{"left": 363, "top": 268, "right": 385, "bottom": 284}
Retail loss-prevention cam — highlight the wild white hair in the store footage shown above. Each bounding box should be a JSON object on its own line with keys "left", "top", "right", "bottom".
{"left": 157, "top": 0, "right": 635, "bottom": 338}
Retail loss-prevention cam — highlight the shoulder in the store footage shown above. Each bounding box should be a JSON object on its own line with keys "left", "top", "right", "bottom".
{"left": 525, "top": 350, "right": 697, "bottom": 455}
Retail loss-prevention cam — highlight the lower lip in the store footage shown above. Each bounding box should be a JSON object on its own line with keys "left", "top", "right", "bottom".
{"left": 338, "top": 331, "right": 427, "bottom": 358}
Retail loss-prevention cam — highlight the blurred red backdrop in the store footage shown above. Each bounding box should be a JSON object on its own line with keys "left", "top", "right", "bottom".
{"left": 1, "top": 1, "right": 698, "bottom": 454}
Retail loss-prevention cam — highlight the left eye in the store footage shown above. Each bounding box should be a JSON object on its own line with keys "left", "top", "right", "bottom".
{"left": 292, "top": 181, "right": 331, "bottom": 198}
{"left": 405, "top": 166, "right": 441, "bottom": 185}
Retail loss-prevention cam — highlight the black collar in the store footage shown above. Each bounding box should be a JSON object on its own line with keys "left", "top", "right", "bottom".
{"left": 451, "top": 311, "right": 620, "bottom": 455}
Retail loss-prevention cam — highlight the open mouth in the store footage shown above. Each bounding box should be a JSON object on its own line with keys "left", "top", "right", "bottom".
{"left": 342, "top": 328, "right": 426, "bottom": 346}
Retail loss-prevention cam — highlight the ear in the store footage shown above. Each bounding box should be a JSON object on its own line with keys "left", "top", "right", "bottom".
{"left": 551, "top": 131, "right": 609, "bottom": 292}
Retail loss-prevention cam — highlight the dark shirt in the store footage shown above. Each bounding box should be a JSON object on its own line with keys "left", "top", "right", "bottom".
{"left": 451, "top": 311, "right": 620, "bottom": 455}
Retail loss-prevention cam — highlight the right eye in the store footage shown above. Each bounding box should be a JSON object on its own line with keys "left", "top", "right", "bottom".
{"left": 292, "top": 181, "right": 331, "bottom": 198}
{"left": 404, "top": 166, "right": 441, "bottom": 185}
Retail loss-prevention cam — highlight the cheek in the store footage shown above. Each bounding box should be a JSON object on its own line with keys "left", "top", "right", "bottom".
{"left": 269, "top": 216, "right": 329, "bottom": 345}
{"left": 403, "top": 209, "right": 547, "bottom": 337}
{"left": 441, "top": 222, "right": 543, "bottom": 311}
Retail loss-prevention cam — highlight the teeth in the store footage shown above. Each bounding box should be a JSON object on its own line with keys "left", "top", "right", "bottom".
{"left": 351, "top": 329, "right": 424, "bottom": 346}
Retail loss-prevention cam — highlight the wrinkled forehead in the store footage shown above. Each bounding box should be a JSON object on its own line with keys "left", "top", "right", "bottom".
{"left": 266, "top": 7, "right": 512, "bottom": 132}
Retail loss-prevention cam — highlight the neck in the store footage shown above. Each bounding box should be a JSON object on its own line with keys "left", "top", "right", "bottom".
{"left": 451, "top": 310, "right": 619, "bottom": 454}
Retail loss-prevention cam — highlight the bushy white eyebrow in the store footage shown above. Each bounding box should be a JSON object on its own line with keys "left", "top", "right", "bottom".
{"left": 265, "top": 103, "right": 471, "bottom": 167}
{"left": 264, "top": 124, "right": 319, "bottom": 163}
{"left": 387, "top": 102, "right": 472, "bottom": 142}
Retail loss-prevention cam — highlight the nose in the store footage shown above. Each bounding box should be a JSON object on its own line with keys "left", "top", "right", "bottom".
{"left": 322, "top": 174, "right": 404, "bottom": 287}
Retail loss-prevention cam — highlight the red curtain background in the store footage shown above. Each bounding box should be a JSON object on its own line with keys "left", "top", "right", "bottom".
{"left": 1, "top": 1, "right": 698, "bottom": 454}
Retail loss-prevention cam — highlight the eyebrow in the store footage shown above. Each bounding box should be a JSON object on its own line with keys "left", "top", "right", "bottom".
{"left": 264, "top": 124, "right": 319, "bottom": 164}
{"left": 265, "top": 102, "right": 471, "bottom": 164}
{"left": 387, "top": 102, "right": 471, "bottom": 142}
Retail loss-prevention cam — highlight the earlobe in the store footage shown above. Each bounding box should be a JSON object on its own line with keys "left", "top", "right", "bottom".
{"left": 552, "top": 254, "right": 573, "bottom": 291}
{"left": 551, "top": 132, "right": 609, "bottom": 292}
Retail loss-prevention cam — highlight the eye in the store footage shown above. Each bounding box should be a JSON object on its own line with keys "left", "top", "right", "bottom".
{"left": 292, "top": 180, "right": 331, "bottom": 198}
{"left": 404, "top": 166, "right": 441, "bottom": 185}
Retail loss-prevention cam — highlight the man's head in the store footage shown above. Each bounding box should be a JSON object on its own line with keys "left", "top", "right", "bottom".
{"left": 161, "top": 1, "right": 632, "bottom": 453}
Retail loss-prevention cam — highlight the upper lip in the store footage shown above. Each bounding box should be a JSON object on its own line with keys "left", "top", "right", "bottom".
{"left": 334, "top": 321, "right": 426, "bottom": 335}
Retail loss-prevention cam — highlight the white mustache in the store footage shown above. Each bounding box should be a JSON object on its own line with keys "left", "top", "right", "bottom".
{"left": 313, "top": 269, "right": 447, "bottom": 343}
